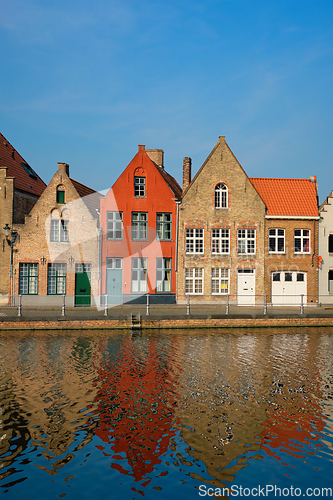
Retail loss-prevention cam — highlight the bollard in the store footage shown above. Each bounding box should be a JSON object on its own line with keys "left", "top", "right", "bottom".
{"left": 226, "top": 294, "right": 229, "bottom": 315}
{"left": 264, "top": 294, "right": 267, "bottom": 315}
{"left": 146, "top": 294, "right": 150, "bottom": 316}
{"left": 300, "top": 294, "right": 304, "bottom": 315}
{"left": 187, "top": 294, "right": 190, "bottom": 315}
{"left": 61, "top": 295, "right": 66, "bottom": 316}
{"left": 104, "top": 295, "right": 108, "bottom": 316}
{"left": 18, "top": 294, "right": 22, "bottom": 317}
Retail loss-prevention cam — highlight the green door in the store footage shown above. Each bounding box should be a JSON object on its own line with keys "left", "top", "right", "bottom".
{"left": 106, "top": 258, "right": 122, "bottom": 304}
{"left": 75, "top": 264, "right": 91, "bottom": 306}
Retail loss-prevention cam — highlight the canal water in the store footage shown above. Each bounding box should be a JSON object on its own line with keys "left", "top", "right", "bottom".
{"left": 0, "top": 328, "right": 333, "bottom": 499}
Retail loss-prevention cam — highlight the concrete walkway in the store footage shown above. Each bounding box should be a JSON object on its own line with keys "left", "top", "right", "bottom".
{"left": 0, "top": 303, "right": 332, "bottom": 325}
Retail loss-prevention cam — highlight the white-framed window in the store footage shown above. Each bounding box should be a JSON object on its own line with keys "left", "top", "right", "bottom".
{"left": 185, "top": 268, "right": 203, "bottom": 294}
{"left": 328, "top": 234, "right": 333, "bottom": 253}
{"left": 131, "top": 257, "right": 147, "bottom": 293}
{"left": 106, "top": 258, "right": 122, "bottom": 269}
{"left": 50, "top": 219, "right": 69, "bottom": 242}
{"left": 19, "top": 263, "right": 38, "bottom": 295}
{"left": 328, "top": 270, "right": 333, "bottom": 293}
{"left": 107, "top": 211, "right": 123, "bottom": 240}
{"left": 211, "top": 228, "right": 229, "bottom": 254}
{"left": 75, "top": 263, "right": 92, "bottom": 273}
{"left": 47, "top": 263, "right": 66, "bottom": 295}
{"left": 134, "top": 176, "right": 146, "bottom": 197}
{"left": 237, "top": 229, "right": 255, "bottom": 254}
{"left": 185, "top": 228, "right": 204, "bottom": 254}
{"left": 156, "top": 213, "right": 172, "bottom": 241}
{"left": 268, "top": 228, "right": 285, "bottom": 253}
{"left": 294, "top": 229, "right": 310, "bottom": 253}
{"left": 211, "top": 268, "right": 229, "bottom": 294}
{"left": 215, "top": 183, "right": 228, "bottom": 208}
{"left": 132, "top": 212, "right": 148, "bottom": 240}
{"left": 156, "top": 258, "right": 171, "bottom": 293}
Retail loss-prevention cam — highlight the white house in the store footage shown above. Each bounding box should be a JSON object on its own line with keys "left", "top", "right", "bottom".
{"left": 319, "top": 190, "right": 333, "bottom": 304}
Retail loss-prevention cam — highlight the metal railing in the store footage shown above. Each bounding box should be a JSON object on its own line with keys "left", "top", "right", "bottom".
{"left": 0, "top": 294, "right": 331, "bottom": 319}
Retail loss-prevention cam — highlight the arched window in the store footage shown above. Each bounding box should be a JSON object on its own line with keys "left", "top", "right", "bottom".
{"left": 215, "top": 183, "right": 228, "bottom": 208}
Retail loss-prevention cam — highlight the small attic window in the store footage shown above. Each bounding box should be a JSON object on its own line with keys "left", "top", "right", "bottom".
{"left": 57, "top": 188, "right": 65, "bottom": 204}
{"left": 21, "top": 162, "right": 38, "bottom": 179}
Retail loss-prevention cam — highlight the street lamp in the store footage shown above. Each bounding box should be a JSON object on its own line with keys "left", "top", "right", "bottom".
{"left": 3, "top": 224, "right": 18, "bottom": 304}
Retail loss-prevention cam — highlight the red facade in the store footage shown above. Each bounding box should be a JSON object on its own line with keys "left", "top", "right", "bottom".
{"left": 100, "top": 145, "right": 181, "bottom": 303}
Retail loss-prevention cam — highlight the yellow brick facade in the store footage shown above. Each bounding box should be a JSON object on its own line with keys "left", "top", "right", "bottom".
{"left": 177, "top": 136, "right": 266, "bottom": 302}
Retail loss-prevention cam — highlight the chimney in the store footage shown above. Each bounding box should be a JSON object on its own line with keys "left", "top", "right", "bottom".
{"left": 146, "top": 149, "right": 164, "bottom": 169}
{"left": 138, "top": 145, "right": 145, "bottom": 152}
{"left": 58, "top": 162, "right": 70, "bottom": 176}
{"left": 309, "top": 175, "right": 316, "bottom": 183}
{"left": 183, "top": 157, "right": 191, "bottom": 191}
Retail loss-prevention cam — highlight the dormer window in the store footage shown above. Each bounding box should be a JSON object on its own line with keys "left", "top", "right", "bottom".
{"left": 57, "top": 187, "right": 65, "bottom": 204}
{"left": 134, "top": 176, "right": 146, "bottom": 197}
{"left": 215, "top": 183, "right": 228, "bottom": 208}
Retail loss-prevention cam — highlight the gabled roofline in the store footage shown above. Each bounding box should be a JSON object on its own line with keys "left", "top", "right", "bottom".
{"left": 182, "top": 136, "right": 267, "bottom": 207}
{"left": 319, "top": 190, "right": 333, "bottom": 212}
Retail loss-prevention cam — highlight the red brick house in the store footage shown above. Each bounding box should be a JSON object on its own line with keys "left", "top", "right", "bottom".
{"left": 13, "top": 162, "right": 103, "bottom": 306}
{"left": 100, "top": 145, "right": 181, "bottom": 304}
{"left": 250, "top": 177, "right": 319, "bottom": 305}
{"left": 0, "top": 132, "right": 46, "bottom": 303}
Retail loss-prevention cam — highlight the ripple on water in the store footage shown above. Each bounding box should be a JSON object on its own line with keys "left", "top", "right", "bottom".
{"left": 0, "top": 328, "right": 332, "bottom": 499}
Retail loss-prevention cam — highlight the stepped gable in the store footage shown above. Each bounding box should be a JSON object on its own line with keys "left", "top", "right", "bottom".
{"left": 0, "top": 132, "right": 46, "bottom": 195}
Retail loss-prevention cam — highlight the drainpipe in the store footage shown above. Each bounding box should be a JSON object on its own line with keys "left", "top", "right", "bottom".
{"left": 175, "top": 201, "right": 181, "bottom": 273}
{"left": 175, "top": 200, "right": 182, "bottom": 304}
{"left": 98, "top": 226, "right": 102, "bottom": 297}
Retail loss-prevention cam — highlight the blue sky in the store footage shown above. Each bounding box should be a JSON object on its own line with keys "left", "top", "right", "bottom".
{"left": 1, "top": 0, "right": 332, "bottom": 202}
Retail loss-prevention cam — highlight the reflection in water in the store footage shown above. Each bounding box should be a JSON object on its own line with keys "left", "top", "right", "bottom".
{"left": 0, "top": 328, "right": 332, "bottom": 499}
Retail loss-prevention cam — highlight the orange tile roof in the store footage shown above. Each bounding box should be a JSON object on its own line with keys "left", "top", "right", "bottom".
{"left": 249, "top": 177, "right": 319, "bottom": 216}
{"left": 0, "top": 132, "right": 46, "bottom": 196}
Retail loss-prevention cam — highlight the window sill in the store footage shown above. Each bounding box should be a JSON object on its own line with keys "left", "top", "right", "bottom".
{"left": 268, "top": 251, "right": 285, "bottom": 255}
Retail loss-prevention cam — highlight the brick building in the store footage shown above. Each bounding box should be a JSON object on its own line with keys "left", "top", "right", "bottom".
{"left": 0, "top": 132, "right": 46, "bottom": 304}
{"left": 319, "top": 190, "right": 333, "bottom": 304}
{"left": 251, "top": 177, "right": 319, "bottom": 305}
{"left": 100, "top": 145, "right": 181, "bottom": 304}
{"left": 13, "top": 162, "right": 103, "bottom": 306}
{"left": 177, "top": 136, "right": 319, "bottom": 305}
{"left": 178, "top": 136, "right": 266, "bottom": 303}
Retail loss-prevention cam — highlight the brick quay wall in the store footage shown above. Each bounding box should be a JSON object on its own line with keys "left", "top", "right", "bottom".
{"left": 0, "top": 316, "right": 333, "bottom": 331}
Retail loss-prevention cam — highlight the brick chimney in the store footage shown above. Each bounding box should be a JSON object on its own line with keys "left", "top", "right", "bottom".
{"left": 58, "top": 162, "right": 70, "bottom": 176}
{"left": 146, "top": 149, "right": 164, "bottom": 169}
{"left": 183, "top": 157, "right": 191, "bottom": 191}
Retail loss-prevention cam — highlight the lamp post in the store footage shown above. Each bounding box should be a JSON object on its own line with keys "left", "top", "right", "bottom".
{"left": 3, "top": 224, "right": 18, "bottom": 305}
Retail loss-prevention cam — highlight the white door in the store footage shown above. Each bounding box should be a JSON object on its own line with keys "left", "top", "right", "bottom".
{"left": 237, "top": 270, "right": 255, "bottom": 305}
{"left": 271, "top": 272, "right": 307, "bottom": 305}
